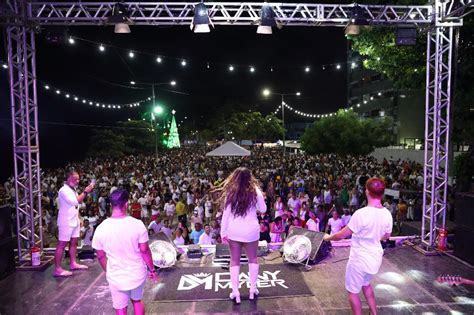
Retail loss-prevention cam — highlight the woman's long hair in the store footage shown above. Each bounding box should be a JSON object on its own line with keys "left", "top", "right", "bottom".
{"left": 213, "top": 167, "right": 258, "bottom": 218}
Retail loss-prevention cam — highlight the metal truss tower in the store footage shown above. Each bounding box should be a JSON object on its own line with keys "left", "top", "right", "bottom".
{"left": 1, "top": 1, "right": 472, "bottom": 261}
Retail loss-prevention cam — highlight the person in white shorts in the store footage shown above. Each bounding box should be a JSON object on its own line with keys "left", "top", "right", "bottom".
{"left": 324, "top": 178, "right": 392, "bottom": 315}
{"left": 54, "top": 171, "right": 95, "bottom": 277}
{"left": 92, "top": 189, "right": 157, "bottom": 315}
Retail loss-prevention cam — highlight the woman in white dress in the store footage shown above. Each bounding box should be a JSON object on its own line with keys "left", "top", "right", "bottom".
{"left": 218, "top": 167, "right": 267, "bottom": 303}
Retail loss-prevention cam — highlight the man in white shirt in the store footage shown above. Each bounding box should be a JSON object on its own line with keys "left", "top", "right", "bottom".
{"left": 137, "top": 193, "right": 149, "bottom": 221}
{"left": 198, "top": 224, "right": 215, "bottom": 245}
{"left": 54, "top": 171, "right": 95, "bottom": 277}
{"left": 147, "top": 217, "right": 164, "bottom": 234}
{"left": 324, "top": 178, "right": 392, "bottom": 315}
{"left": 326, "top": 211, "right": 344, "bottom": 235}
{"left": 80, "top": 219, "right": 94, "bottom": 247}
{"left": 92, "top": 189, "right": 157, "bottom": 314}
{"left": 306, "top": 211, "right": 320, "bottom": 232}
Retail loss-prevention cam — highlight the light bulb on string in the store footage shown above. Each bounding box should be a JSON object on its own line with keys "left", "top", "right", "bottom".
{"left": 336, "top": 64, "right": 341, "bottom": 70}
{"left": 99, "top": 44, "right": 105, "bottom": 52}
{"left": 305, "top": 66, "right": 310, "bottom": 73}
{"left": 156, "top": 56, "right": 162, "bottom": 63}
{"left": 181, "top": 60, "right": 187, "bottom": 67}
{"left": 45, "top": 85, "right": 50, "bottom": 90}
{"left": 129, "top": 51, "right": 135, "bottom": 58}
{"left": 249, "top": 66, "right": 255, "bottom": 73}
{"left": 68, "top": 37, "right": 75, "bottom": 44}
{"left": 56, "top": 90, "right": 60, "bottom": 94}
{"left": 229, "top": 65, "right": 234, "bottom": 72}
{"left": 207, "top": 62, "right": 210, "bottom": 69}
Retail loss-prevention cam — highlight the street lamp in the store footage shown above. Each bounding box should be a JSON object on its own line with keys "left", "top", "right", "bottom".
{"left": 262, "top": 89, "right": 302, "bottom": 156}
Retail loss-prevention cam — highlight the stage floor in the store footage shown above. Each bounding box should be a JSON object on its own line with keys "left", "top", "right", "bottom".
{"left": 1, "top": 245, "right": 474, "bottom": 315}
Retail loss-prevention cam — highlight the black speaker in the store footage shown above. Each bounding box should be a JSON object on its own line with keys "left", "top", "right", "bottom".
{"left": 285, "top": 227, "right": 332, "bottom": 264}
{"left": 455, "top": 193, "right": 474, "bottom": 229}
{"left": 0, "top": 205, "right": 13, "bottom": 242}
{"left": 454, "top": 226, "right": 474, "bottom": 265}
{"left": 0, "top": 237, "right": 15, "bottom": 280}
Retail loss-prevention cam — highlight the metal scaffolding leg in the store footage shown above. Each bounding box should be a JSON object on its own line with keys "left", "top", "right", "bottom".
{"left": 6, "top": 12, "right": 43, "bottom": 261}
{"left": 421, "top": 26, "right": 453, "bottom": 248}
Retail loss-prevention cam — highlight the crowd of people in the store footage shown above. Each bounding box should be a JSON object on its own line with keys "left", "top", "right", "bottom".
{"left": 0, "top": 146, "right": 428, "bottom": 248}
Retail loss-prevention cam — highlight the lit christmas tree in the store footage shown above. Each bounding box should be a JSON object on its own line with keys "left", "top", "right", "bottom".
{"left": 166, "top": 112, "right": 181, "bottom": 148}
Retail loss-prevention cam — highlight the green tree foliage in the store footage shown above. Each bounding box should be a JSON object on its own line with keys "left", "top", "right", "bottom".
{"left": 227, "top": 111, "right": 284, "bottom": 143}
{"left": 300, "top": 110, "right": 393, "bottom": 155}
{"left": 87, "top": 120, "right": 156, "bottom": 157}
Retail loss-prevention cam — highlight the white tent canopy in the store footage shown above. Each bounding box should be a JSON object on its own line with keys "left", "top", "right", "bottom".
{"left": 206, "top": 141, "right": 251, "bottom": 157}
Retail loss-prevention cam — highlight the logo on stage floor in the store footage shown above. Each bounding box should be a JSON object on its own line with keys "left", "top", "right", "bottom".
{"left": 177, "top": 270, "right": 289, "bottom": 292}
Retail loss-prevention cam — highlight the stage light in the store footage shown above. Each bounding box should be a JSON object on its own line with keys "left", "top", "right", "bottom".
{"left": 363, "top": 100, "right": 368, "bottom": 104}
{"left": 129, "top": 51, "right": 134, "bottom": 58}
{"left": 262, "top": 89, "right": 271, "bottom": 96}
{"left": 56, "top": 90, "right": 60, "bottom": 94}
{"left": 378, "top": 92, "right": 382, "bottom": 96}
{"left": 108, "top": 2, "right": 132, "bottom": 33}
{"left": 283, "top": 235, "right": 312, "bottom": 264}
{"left": 102, "top": 104, "right": 106, "bottom": 108}
{"left": 130, "top": 81, "right": 135, "bottom": 85}
{"left": 45, "top": 85, "right": 50, "bottom": 89}
{"left": 154, "top": 106, "right": 164, "bottom": 115}
{"left": 74, "top": 97, "right": 78, "bottom": 101}
{"left": 117, "top": 106, "right": 121, "bottom": 109}
{"left": 82, "top": 100, "right": 86, "bottom": 103}
{"left": 99, "top": 44, "right": 105, "bottom": 52}
{"left": 336, "top": 64, "right": 341, "bottom": 69}
{"left": 370, "top": 96, "right": 374, "bottom": 100}
{"left": 250, "top": 66, "right": 255, "bottom": 73}
{"left": 257, "top": 3, "right": 277, "bottom": 34}
{"left": 296, "top": 92, "right": 301, "bottom": 96}
{"left": 170, "top": 80, "right": 176, "bottom": 86}
{"left": 192, "top": 2, "right": 212, "bottom": 33}
{"left": 66, "top": 94, "right": 70, "bottom": 98}
{"left": 156, "top": 56, "right": 162, "bottom": 63}
{"left": 2, "top": 64, "right": 8, "bottom": 69}
{"left": 172, "top": 109, "right": 176, "bottom": 115}
{"left": 229, "top": 65, "right": 234, "bottom": 71}
{"left": 89, "top": 101, "right": 93, "bottom": 105}
{"left": 181, "top": 60, "right": 187, "bottom": 66}
{"left": 357, "top": 103, "right": 361, "bottom": 107}
{"left": 68, "top": 37, "right": 75, "bottom": 44}
{"left": 305, "top": 66, "right": 310, "bottom": 72}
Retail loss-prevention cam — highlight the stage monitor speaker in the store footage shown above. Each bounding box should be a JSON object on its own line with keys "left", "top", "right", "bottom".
{"left": 455, "top": 193, "right": 474, "bottom": 229}
{"left": 286, "top": 227, "right": 332, "bottom": 264}
{"left": 0, "top": 205, "right": 13, "bottom": 242}
{"left": 454, "top": 225, "right": 474, "bottom": 265}
{"left": 0, "top": 237, "right": 15, "bottom": 280}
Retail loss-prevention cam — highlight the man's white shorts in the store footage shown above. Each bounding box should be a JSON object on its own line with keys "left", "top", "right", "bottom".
{"left": 109, "top": 281, "right": 146, "bottom": 309}
{"left": 58, "top": 225, "right": 80, "bottom": 242}
{"left": 345, "top": 262, "right": 374, "bottom": 294}
{"left": 141, "top": 209, "right": 149, "bottom": 218}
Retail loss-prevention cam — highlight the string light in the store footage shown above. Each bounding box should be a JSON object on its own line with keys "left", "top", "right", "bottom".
{"left": 2, "top": 64, "right": 8, "bottom": 69}
{"left": 42, "top": 81, "right": 152, "bottom": 110}
{"left": 249, "top": 66, "right": 255, "bottom": 73}
{"left": 55, "top": 37, "right": 369, "bottom": 75}
{"left": 229, "top": 65, "right": 234, "bottom": 72}
{"left": 130, "top": 81, "right": 136, "bottom": 85}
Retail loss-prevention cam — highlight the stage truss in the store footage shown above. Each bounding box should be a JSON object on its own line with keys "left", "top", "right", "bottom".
{"left": 0, "top": 1, "right": 472, "bottom": 260}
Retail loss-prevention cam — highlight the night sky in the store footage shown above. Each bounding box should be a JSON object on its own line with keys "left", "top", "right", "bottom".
{"left": 0, "top": 24, "right": 348, "bottom": 180}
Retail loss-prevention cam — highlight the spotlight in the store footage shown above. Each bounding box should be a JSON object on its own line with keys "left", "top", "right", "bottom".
{"left": 192, "top": 2, "right": 213, "bottom": 33}
{"left": 107, "top": 2, "right": 132, "bottom": 33}
{"left": 257, "top": 3, "right": 277, "bottom": 35}
{"left": 99, "top": 44, "right": 105, "bottom": 52}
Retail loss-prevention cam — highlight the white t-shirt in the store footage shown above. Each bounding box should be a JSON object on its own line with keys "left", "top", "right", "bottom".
{"left": 198, "top": 232, "right": 214, "bottom": 245}
{"left": 92, "top": 216, "right": 149, "bottom": 290}
{"left": 148, "top": 221, "right": 164, "bottom": 234}
{"left": 164, "top": 203, "right": 175, "bottom": 214}
{"left": 306, "top": 218, "right": 320, "bottom": 232}
{"left": 138, "top": 197, "right": 148, "bottom": 211}
{"left": 347, "top": 206, "right": 393, "bottom": 274}
{"left": 328, "top": 218, "right": 344, "bottom": 235}
{"left": 57, "top": 185, "right": 79, "bottom": 227}
{"left": 342, "top": 214, "right": 352, "bottom": 226}
{"left": 81, "top": 226, "right": 94, "bottom": 246}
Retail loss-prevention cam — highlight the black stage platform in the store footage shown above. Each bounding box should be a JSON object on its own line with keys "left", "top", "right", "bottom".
{"left": 1, "top": 246, "right": 473, "bottom": 314}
